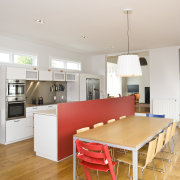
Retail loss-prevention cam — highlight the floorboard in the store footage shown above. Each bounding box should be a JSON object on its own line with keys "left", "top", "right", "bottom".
{"left": 0, "top": 129, "right": 180, "bottom": 180}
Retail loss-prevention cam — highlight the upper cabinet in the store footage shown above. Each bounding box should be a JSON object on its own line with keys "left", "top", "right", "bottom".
{"left": 66, "top": 73, "right": 76, "bottom": 81}
{"left": 39, "top": 70, "right": 53, "bottom": 81}
{"left": 26, "top": 69, "right": 38, "bottom": 80}
{"left": 53, "top": 72, "right": 65, "bottom": 81}
{"left": 6, "top": 67, "right": 26, "bottom": 80}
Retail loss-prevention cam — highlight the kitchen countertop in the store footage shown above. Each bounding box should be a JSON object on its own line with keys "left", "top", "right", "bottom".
{"left": 34, "top": 109, "right": 57, "bottom": 116}
{"left": 26, "top": 103, "right": 58, "bottom": 107}
{"left": 26, "top": 101, "right": 76, "bottom": 107}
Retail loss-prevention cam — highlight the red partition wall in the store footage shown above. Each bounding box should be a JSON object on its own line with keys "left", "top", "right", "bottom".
{"left": 57, "top": 96, "right": 135, "bottom": 160}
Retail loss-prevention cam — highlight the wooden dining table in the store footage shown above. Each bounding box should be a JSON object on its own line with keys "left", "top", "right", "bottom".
{"left": 73, "top": 116, "right": 173, "bottom": 180}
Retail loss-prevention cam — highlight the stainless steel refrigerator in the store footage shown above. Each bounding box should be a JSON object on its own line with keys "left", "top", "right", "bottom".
{"left": 86, "top": 78, "right": 100, "bottom": 100}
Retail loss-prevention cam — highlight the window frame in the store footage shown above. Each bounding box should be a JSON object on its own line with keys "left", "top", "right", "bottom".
{"left": 13, "top": 52, "right": 38, "bottom": 67}
{"left": 0, "top": 49, "right": 38, "bottom": 67}
{"left": 0, "top": 50, "right": 13, "bottom": 64}
{"left": 50, "top": 57, "right": 82, "bottom": 71}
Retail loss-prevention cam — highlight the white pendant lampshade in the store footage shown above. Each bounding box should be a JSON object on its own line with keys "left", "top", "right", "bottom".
{"left": 117, "top": 55, "right": 142, "bottom": 77}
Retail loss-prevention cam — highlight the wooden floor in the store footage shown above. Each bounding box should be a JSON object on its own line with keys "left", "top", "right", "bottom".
{"left": 135, "top": 103, "right": 150, "bottom": 113}
{"left": 0, "top": 129, "right": 180, "bottom": 180}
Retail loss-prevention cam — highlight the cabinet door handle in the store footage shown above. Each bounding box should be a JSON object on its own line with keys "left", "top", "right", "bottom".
{"left": 33, "top": 108, "right": 37, "bottom": 109}
{"left": 14, "top": 120, "right": 20, "bottom": 122}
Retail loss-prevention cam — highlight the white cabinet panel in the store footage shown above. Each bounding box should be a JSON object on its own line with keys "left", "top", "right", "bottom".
{"left": 7, "top": 67, "right": 26, "bottom": 80}
{"left": 6, "top": 118, "right": 33, "bottom": 143}
{"left": 53, "top": 72, "right": 65, "bottom": 81}
{"left": 66, "top": 73, "right": 76, "bottom": 81}
{"left": 34, "top": 114, "right": 57, "bottom": 161}
{"left": 26, "top": 70, "right": 38, "bottom": 80}
{"left": 39, "top": 71, "right": 53, "bottom": 81}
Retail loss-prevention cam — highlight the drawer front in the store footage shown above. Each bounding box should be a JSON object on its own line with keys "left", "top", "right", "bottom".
{"left": 26, "top": 107, "right": 38, "bottom": 113}
{"left": 6, "top": 118, "right": 33, "bottom": 143}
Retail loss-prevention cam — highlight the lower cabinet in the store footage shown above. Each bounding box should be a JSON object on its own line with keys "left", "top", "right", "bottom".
{"left": 5, "top": 104, "right": 57, "bottom": 144}
{"left": 6, "top": 118, "right": 33, "bottom": 144}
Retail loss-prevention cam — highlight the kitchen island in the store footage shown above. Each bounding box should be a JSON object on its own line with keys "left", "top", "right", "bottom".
{"left": 34, "top": 109, "right": 58, "bottom": 161}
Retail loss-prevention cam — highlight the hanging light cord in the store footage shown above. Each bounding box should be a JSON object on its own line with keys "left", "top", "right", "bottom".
{"left": 126, "top": 11, "right": 130, "bottom": 55}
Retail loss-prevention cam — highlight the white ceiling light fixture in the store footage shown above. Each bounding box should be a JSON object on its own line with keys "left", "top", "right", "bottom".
{"left": 117, "top": 9, "right": 142, "bottom": 77}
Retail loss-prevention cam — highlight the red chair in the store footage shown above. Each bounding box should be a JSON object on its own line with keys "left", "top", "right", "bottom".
{"left": 75, "top": 139, "right": 117, "bottom": 180}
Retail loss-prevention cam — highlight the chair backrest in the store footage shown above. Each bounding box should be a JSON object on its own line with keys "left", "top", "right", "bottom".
{"left": 146, "top": 114, "right": 165, "bottom": 118}
{"left": 155, "top": 132, "right": 165, "bottom": 154}
{"left": 145, "top": 138, "right": 157, "bottom": 166}
{"left": 170, "top": 122, "right": 177, "bottom": 138}
{"left": 76, "top": 127, "right": 90, "bottom": 134}
{"left": 119, "top": 116, "right": 126, "bottom": 120}
{"left": 164, "top": 125, "right": 172, "bottom": 145}
{"left": 93, "top": 122, "right": 104, "bottom": 128}
{"left": 107, "top": 119, "right": 116, "bottom": 124}
{"left": 76, "top": 139, "right": 109, "bottom": 164}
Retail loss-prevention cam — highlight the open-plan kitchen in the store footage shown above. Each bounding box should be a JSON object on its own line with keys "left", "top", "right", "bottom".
{"left": 1, "top": 1, "right": 180, "bottom": 180}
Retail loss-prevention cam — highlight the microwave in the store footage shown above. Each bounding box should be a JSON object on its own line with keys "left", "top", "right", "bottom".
{"left": 6, "top": 80, "right": 25, "bottom": 98}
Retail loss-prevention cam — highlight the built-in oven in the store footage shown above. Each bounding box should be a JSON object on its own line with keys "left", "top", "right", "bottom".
{"left": 6, "top": 97, "right": 26, "bottom": 120}
{"left": 6, "top": 80, "right": 25, "bottom": 98}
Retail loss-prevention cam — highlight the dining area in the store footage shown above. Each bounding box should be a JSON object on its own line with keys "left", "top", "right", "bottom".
{"left": 72, "top": 98, "right": 177, "bottom": 180}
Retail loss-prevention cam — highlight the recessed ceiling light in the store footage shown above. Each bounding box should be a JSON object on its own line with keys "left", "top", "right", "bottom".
{"left": 81, "top": 35, "right": 88, "bottom": 39}
{"left": 35, "top": 19, "right": 45, "bottom": 24}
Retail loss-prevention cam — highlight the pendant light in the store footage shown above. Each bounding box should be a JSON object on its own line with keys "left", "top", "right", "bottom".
{"left": 117, "top": 9, "right": 142, "bottom": 77}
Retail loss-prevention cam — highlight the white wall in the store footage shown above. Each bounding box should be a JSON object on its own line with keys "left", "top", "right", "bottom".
{"left": 0, "top": 35, "right": 93, "bottom": 73}
{"left": 90, "top": 55, "right": 106, "bottom": 95}
{"left": 149, "top": 46, "right": 180, "bottom": 120}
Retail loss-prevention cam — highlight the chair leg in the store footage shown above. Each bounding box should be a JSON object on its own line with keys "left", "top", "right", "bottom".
{"left": 128, "top": 164, "right": 131, "bottom": 178}
{"left": 167, "top": 142, "right": 172, "bottom": 162}
{"left": 152, "top": 160, "right": 157, "bottom": 180}
{"left": 83, "top": 166, "right": 91, "bottom": 180}
{"left": 116, "top": 162, "right": 120, "bottom": 179}
{"left": 141, "top": 169, "right": 144, "bottom": 180}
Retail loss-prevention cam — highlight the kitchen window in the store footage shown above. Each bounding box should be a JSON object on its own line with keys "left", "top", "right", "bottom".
{"left": 0, "top": 52, "right": 11, "bottom": 63}
{"left": 0, "top": 50, "right": 38, "bottom": 66}
{"left": 13, "top": 54, "right": 37, "bottom": 66}
{"left": 50, "top": 58, "right": 81, "bottom": 71}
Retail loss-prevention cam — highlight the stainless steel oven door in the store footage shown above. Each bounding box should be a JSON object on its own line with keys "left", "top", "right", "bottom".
{"left": 6, "top": 101, "right": 26, "bottom": 120}
{"left": 6, "top": 80, "right": 25, "bottom": 97}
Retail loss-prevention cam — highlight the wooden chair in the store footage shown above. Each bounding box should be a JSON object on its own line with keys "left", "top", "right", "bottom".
{"left": 119, "top": 116, "right": 126, "bottom": 120}
{"left": 170, "top": 122, "right": 177, "bottom": 154}
{"left": 116, "top": 138, "right": 158, "bottom": 180}
{"left": 76, "top": 127, "right": 90, "bottom": 134}
{"left": 107, "top": 119, "right": 116, "bottom": 124}
{"left": 162, "top": 125, "right": 173, "bottom": 162}
{"left": 93, "top": 122, "right": 104, "bottom": 128}
{"left": 76, "top": 139, "right": 117, "bottom": 180}
{"left": 139, "top": 131, "right": 166, "bottom": 173}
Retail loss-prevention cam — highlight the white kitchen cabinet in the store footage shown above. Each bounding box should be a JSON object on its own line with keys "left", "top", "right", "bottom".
{"left": 6, "top": 67, "right": 26, "bottom": 80}
{"left": 39, "top": 70, "right": 53, "bottom": 81}
{"left": 53, "top": 72, "right": 65, "bottom": 81}
{"left": 66, "top": 73, "right": 76, "bottom": 81}
{"left": 26, "top": 69, "right": 39, "bottom": 80}
{"left": 6, "top": 118, "right": 33, "bottom": 144}
{"left": 34, "top": 113, "right": 57, "bottom": 161}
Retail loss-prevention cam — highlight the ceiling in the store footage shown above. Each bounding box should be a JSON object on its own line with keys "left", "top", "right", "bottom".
{"left": 0, "top": 0, "right": 180, "bottom": 55}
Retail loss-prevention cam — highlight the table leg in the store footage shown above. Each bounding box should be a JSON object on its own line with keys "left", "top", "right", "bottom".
{"left": 73, "top": 137, "right": 76, "bottom": 180}
{"left": 133, "top": 150, "right": 138, "bottom": 180}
